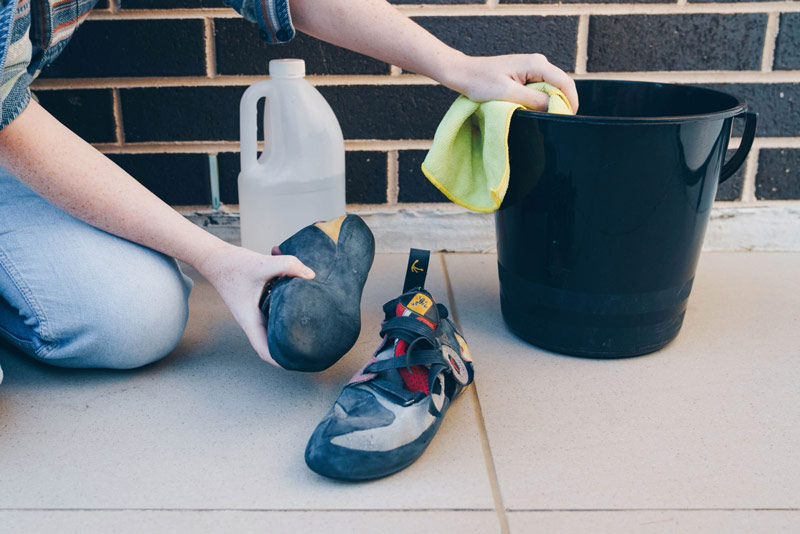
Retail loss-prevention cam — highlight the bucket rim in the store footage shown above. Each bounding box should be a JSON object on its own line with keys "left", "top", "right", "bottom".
{"left": 514, "top": 79, "right": 747, "bottom": 125}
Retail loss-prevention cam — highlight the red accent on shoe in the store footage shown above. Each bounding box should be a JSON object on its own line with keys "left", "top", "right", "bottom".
{"left": 394, "top": 302, "right": 430, "bottom": 395}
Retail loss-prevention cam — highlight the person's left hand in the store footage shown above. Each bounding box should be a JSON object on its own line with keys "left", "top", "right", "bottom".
{"left": 444, "top": 53, "right": 579, "bottom": 113}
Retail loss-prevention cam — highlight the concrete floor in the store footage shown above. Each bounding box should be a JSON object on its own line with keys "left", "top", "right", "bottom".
{"left": 0, "top": 253, "right": 798, "bottom": 533}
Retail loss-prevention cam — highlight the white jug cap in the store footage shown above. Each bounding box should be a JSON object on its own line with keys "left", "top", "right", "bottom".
{"left": 269, "top": 59, "right": 306, "bottom": 79}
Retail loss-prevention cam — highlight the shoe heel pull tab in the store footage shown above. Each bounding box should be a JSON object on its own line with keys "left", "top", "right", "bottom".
{"left": 403, "top": 248, "right": 430, "bottom": 293}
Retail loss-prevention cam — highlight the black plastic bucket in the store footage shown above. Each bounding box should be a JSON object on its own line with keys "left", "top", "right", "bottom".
{"left": 496, "top": 80, "right": 757, "bottom": 358}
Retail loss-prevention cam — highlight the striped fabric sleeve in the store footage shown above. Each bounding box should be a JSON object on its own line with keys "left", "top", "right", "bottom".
{"left": 0, "top": 0, "right": 33, "bottom": 131}
{"left": 224, "top": 0, "right": 296, "bottom": 44}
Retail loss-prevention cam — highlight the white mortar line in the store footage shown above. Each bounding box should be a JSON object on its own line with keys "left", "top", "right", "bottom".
{"left": 389, "top": 65, "right": 402, "bottom": 76}
{"left": 751, "top": 137, "right": 800, "bottom": 149}
{"left": 176, "top": 204, "right": 223, "bottom": 212}
{"left": 730, "top": 137, "right": 800, "bottom": 150}
{"left": 110, "top": 0, "right": 120, "bottom": 14}
{"left": 387, "top": 150, "right": 399, "bottom": 205}
{"left": 91, "top": 136, "right": 800, "bottom": 155}
{"left": 204, "top": 18, "right": 217, "bottom": 78}
{"left": 573, "top": 70, "right": 800, "bottom": 83}
{"left": 111, "top": 88, "right": 124, "bottom": 144}
{"left": 343, "top": 3, "right": 800, "bottom": 15}
{"left": 486, "top": 0, "right": 500, "bottom": 8}
{"left": 761, "top": 12, "right": 781, "bottom": 72}
{"left": 721, "top": 199, "right": 800, "bottom": 207}
{"left": 347, "top": 139, "right": 433, "bottom": 151}
{"left": 28, "top": 70, "right": 800, "bottom": 91}
{"left": 94, "top": 141, "right": 238, "bottom": 154}
{"left": 677, "top": 0, "right": 688, "bottom": 5}
{"left": 741, "top": 146, "right": 760, "bottom": 202}
{"left": 29, "top": 74, "right": 434, "bottom": 89}
{"left": 94, "top": 7, "right": 239, "bottom": 20}
{"left": 92, "top": 139, "right": 436, "bottom": 154}
{"left": 575, "top": 15, "right": 589, "bottom": 75}
{"left": 90, "top": 3, "right": 800, "bottom": 20}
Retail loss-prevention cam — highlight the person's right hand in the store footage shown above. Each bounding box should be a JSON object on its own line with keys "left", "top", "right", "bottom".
{"left": 197, "top": 242, "right": 315, "bottom": 367}
{"left": 444, "top": 53, "right": 579, "bottom": 113}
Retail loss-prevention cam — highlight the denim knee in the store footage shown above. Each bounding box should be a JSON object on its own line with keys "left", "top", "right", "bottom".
{"left": 40, "top": 254, "right": 193, "bottom": 370}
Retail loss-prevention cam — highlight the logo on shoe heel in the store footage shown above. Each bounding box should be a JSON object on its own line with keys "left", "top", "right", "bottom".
{"left": 407, "top": 293, "right": 433, "bottom": 315}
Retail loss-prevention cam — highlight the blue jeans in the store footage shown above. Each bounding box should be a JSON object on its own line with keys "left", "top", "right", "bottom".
{"left": 0, "top": 167, "right": 193, "bottom": 369}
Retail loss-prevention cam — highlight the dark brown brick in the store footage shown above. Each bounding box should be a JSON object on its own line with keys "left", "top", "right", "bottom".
{"left": 35, "top": 89, "right": 116, "bottom": 143}
{"left": 41, "top": 20, "right": 206, "bottom": 78}
{"left": 503, "top": 0, "right": 672, "bottom": 3}
{"left": 588, "top": 14, "right": 767, "bottom": 71}
{"left": 755, "top": 149, "right": 800, "bottom": 200}
{"left": 700, "top": 83, "right": 799, "bottom": 137}
{"left": 217, "top": 152, "right": 240, "bottom": 204}
{"left": 398, "top": 150, "right": 448, "bottom": 203}
{"left": 345, "top": 151, "right": 388, "bottom": 204}
{"left": 214, "top": 18, "right": 388, "bottom": 75}
{"left": 107, "top": 153, "right": 212, "bottom": 205}
{"left": 321, "top": 85, "right": 457, "bottom": 140}
{"left": 121, "top": 86, "right": 244, "bottom": 142}
{"left": 413, "top": 16, "right": 577, "bottom": 71}
{"left": 774, "top": 13, "right": 800, "bottom": 71}
{"left": 216, "top": 151, "right": 387, "bottom": 204}
{"left": 715, "top": 149, "right": 746, "bottom": 201}
{"left": 390, "top": 0, "right": 479, "bottom": 3}
{"left": 120, "top": 85, "right": 458, "bottom": 142}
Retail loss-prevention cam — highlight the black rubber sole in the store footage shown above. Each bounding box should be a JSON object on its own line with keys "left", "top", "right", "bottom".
{"left": 305, "top": 399, "right": 451, "bottom": 482}
{"left": 264, "top": 215, "right": 375, "bottom": 371}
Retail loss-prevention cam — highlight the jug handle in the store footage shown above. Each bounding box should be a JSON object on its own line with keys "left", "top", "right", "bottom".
{"left": 719, "top": 111, "right": 757, "bottom": 184}
{"left": 240, "top": 81, "right": 273, "bottom": 175}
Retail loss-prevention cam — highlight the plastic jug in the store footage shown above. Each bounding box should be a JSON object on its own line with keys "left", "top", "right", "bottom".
{"left": 238, "top": 58, "right": 346, "bottom": 253}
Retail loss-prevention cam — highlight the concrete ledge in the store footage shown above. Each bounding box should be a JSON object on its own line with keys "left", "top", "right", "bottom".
{"left": 706, "top": 205, "right": 800, "bottom": 251}
{"left": 184, "top": 203, "right": 800, "bottom": 253}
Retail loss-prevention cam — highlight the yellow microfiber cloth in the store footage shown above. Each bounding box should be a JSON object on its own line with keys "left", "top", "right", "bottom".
{"left": 421, "top": 82, "right": 572, "bottom": 213}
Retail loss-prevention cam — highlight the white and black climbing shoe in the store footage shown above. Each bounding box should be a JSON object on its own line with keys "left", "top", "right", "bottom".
{"left": 305, "top": 249, "right": 474, "bottom": 480}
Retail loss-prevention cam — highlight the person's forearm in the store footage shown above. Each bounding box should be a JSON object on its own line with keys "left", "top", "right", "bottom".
{"left": 290, "top": 0, "right": 466, "bottom": 90}
{"left": 0, "top": 100, "right": 228, "bottom": 271}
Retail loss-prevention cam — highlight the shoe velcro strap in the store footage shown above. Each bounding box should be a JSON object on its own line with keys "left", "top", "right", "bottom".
{"left": 363, "top": 349, "right": 448, "bottom": 374}
{"left": 368, "top": 377, "right": 427, "bottom": 406}
{"left": 379, "top": 316, "right": 436, "bottom": 343}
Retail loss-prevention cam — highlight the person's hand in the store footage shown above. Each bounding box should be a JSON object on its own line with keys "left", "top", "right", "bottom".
{"left": 197, "top": 242, "right": 315, "bottom": 367}
{"left": 444, "top": 53, "right": 579, "bottom": 113}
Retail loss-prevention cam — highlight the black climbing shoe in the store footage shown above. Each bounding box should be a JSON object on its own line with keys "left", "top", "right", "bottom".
{"left": 260, "top": 214, "right": 375, "bottom": 372}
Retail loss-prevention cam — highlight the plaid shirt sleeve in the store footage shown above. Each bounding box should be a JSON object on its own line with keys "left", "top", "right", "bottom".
{"left": 0, "top": 0, "right": 32, "bottom": 131}
{"left": 0, "top": 0, "right": 97, "bottom": 131}
{"left": 224, "top": 0, "right": 296, "bottom": 44}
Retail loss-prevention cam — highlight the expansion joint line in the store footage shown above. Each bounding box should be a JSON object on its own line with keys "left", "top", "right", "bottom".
{"left": 439, "top": 254, "right": 510, "bottom": 534}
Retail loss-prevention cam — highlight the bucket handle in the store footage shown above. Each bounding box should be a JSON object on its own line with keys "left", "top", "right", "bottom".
{"left": 719, "top": 111, "right": 757, "bottom": 184}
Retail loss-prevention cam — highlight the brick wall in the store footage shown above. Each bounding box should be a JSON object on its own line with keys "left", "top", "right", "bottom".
{"left": 31, "top": 1, "right": 800, "bottom": 250}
